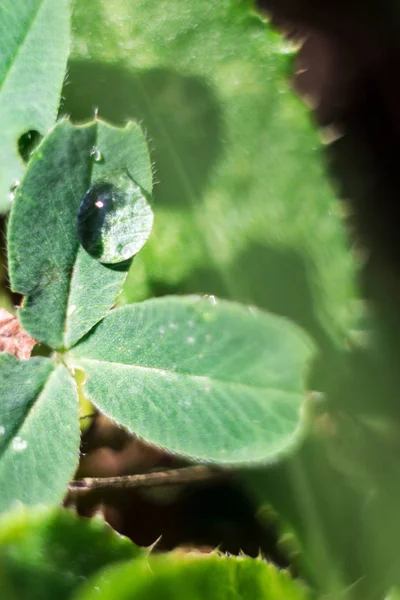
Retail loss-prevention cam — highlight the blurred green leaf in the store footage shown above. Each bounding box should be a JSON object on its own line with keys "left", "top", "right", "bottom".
{"left": 0, "top": 0, "right": 70, "bottom": 212}
{"left": 0, "top": 506, "right": 142, "bottom": 600}
{"left": 69, "top": 295, "right": 314, "bottom": 463}
{"left": 67, "top": 0, "right": 359, "bottom": 349}
{"left": 74, "top": 553, "right": 311, "bottom": 600}
{"left": 8, "top": 119, "right": 153, "bottom": 349}
{"left": 0, "top": 354, "right": 79, "bottom": 513}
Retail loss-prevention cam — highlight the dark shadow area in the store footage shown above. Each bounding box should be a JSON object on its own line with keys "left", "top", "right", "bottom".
{"left": 73, "top": 416, "right": 290, "bottom": 567}
{"left": 75, "top": 480, "right": 289, "bottom": 563}
{"left": 62, "top": 60, "right": 223, "bottom": 209}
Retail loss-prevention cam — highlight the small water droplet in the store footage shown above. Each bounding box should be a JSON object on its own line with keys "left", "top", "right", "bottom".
{"left": 169, "top": 322, "right": 178, "bottom": 329}
{"left": 90, "top": 146, "right": 103, "bottom": 162}
{"left": 0, "top": 426, "right": 5, "bottom": 436}
{"left": 77, "top": 172, "right": 153, "bottom": 264}
{"left": 12, "top": 437, "right": 28, "bottom": 452}
{"left": 186, "top": 336, "right": 195, "bottom": 344}
{"left": 208, "top": 295, "right": 217, "bottom": 305}
{"left": 9, "top": 180, "right": 20, "bottom": 202}
{"left": 159, "top": 326, "right": 165, "bottom": 335}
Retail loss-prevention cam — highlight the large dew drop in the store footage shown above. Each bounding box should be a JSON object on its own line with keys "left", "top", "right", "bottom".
{"left": 77, "top": 172, "right": 153, "bottom": 264}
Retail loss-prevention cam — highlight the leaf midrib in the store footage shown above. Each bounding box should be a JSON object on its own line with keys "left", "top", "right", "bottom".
{"left": 62, "top": 123, "right": 97, "bottom": 349}
{"left": 0, "top": 362, "right": 57, "bottom": 458}
{"left": 72, "top": 356, "right": 303, "bottom": 396}
{"left": 0, "top": 0, "right": 46, "bottom": 94}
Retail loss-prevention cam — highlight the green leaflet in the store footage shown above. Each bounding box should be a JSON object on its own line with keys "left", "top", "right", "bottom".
{"left": 0, "top": 506, "right": 142, "bottom": 600}
{"left": 0, "top": 354, "right": 79, "bottom": 513}
{"left": 69, "top": 296, "right": 315, "bottom": 463}
{"left": 73, "top": 553, "right": 311, "bottom": 600}
{"left": 0, "top": 0, "right": 70, "bottom": 212}
{"left": 7, "top": 119, "right": 153, "bottom": 349}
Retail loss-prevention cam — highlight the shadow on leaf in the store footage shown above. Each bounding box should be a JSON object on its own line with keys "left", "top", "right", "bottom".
{"left": 62, "top": 60, "right": 223, "bottom": 209}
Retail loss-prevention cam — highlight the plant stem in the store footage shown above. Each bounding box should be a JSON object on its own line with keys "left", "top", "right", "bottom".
{"left": 68, "top": 465, "right": 234, "bottom": 495}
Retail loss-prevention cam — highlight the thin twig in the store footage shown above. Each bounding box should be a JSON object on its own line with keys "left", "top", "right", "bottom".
{"left": 68, "top": 465, "right": 234, "bottom": 496}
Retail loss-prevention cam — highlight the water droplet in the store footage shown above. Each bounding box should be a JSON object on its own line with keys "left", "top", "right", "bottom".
{"left": 12, "top": 437, "right": 28, "bottom": 452}
{"left": 9, "top": 180, "right": 20, "bottom": 203}
{"left": 77, "top": 172, "right": 153, "bottom": 264}
{"left": 186, "top": 336, "right": 195, "bottom": 344}
{"left": 0, "top": 426, "right": 5, "bottom": 436}
{"left": 90, "top": 146, "right": 103, "bottom": 162}
{"left": 159, "top": 326, "right": 165, "bottom": 335}
{"left": 207, "top": 295, "right": 217, "bottom": 305}
{"left": 169, "top": 322, "right": 178, "bottom": 329}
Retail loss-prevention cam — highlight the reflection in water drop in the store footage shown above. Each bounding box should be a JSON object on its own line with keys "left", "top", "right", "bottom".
{"left": 90, "top": 146, "right": 103, "bottom": 162}
{"left": 12, "top": 436, "right": 28, "bottom": 452}
{"left": 77, "top": 172, "right": 153, "bottom": 264}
